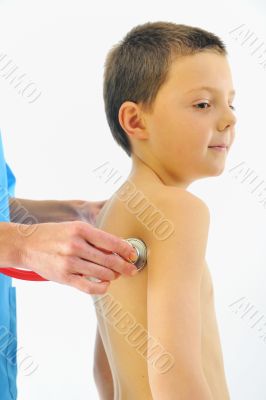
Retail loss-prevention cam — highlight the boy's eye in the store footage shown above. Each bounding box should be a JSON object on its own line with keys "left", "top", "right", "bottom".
{"left": 194, "top": 102, "right": 236, "bottom": 111}
{"left": 194, "top": 102, "right": 210, "bottom": 109}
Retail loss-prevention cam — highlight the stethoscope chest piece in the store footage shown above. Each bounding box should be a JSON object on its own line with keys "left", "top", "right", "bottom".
{"left": 124, "top": 237, "right": 147, "bottom": 271}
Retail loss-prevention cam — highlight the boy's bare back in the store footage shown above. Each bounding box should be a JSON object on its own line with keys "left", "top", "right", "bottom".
{"left": 93, "top": 170, "right": 231, "bottom": 399}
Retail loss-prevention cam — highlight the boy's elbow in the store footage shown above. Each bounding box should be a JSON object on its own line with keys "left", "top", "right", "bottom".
{"left": 148, "top": 367, "right": 213, "bottom": 400}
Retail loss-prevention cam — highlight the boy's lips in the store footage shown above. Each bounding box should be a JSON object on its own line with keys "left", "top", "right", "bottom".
{"left": 208, "top": 144, "right": 229, "bottom": 149}
{"left": 208, "top": 143, "right": 229, "bottom": 148}
{"left": 208, "top": 145, "right": 228, "bottom": 152}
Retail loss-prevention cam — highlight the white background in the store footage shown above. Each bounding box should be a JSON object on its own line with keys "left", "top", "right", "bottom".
{"left": 0, "top": 0, "right": 266, "bottom": 398}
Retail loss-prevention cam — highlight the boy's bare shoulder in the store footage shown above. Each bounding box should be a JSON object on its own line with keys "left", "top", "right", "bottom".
{"left": 150, "top": 185, "right": 210, "bottom": 221}
{"left": 144, "top": 185, "right": 210, "bottom": 283}
{"left": 142, "top": 185, "right": 210, "bottom": 256}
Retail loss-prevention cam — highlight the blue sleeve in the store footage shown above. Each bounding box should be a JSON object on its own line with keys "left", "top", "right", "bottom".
{"left": 5, "top": 163, "right": 16, "bottom": 197}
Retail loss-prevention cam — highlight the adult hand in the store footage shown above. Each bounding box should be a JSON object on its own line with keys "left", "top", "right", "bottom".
{"left": 12, "top": 221, "right": 138, "bottom": 294}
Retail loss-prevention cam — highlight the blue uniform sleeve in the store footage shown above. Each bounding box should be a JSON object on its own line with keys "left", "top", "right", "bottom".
{"left": 5, "top": 163, "right": 16, "bottom": 197}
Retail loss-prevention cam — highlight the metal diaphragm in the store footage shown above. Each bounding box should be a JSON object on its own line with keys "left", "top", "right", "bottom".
{"left": 88, "top": 237, "right": 148, "bottom": 284}
{"left": 125, "top": 237, "right": 148, "bottom": 272}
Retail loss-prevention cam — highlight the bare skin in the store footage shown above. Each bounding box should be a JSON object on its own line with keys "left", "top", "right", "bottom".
{"left": 93, "top": 168, "right": 231, "bottom": 399}
{"left": 93, "top": 326, "right": 114, "bottom": 400}
{"left": 93, "top": 50, "right": 236, "bottom": 398}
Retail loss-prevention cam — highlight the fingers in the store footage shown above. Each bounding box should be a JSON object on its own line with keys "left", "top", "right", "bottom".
{"left": 68, "top": 239, "right": 137, "bottom": 276}
{"left": 77, "top": 223, "right": 138, "bottom": 274}
{"left": 70, "top": 257, "right": 120, "bottom": 281}
{"left": 66, "top": 274, "right": 110, "bottom": 295}
{"left": 80, "top": 223, "right": 135, "bottom": 259}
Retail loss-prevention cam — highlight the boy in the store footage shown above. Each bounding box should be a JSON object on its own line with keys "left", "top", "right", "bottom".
{"left": 93, "top": 21, "right": 236, "bottom": 399}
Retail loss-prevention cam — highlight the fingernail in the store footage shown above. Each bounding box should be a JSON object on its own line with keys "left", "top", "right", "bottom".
{"left": 129, "top": 250, "right": 138, "bottom": 263}
{"left": 122, "top": 239, "right": 138, "bottom": 262}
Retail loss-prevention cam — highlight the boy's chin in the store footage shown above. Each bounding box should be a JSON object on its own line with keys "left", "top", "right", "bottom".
{"left": 209, "top": 164, "right": 226, "bottom": 177}
{"left": 200, "top": 162, "right": 226, "bottom": 178}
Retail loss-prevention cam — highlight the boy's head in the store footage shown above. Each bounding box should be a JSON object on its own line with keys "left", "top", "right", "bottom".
{"left": 103, "top": 21, "right": 237, "bottom": 185}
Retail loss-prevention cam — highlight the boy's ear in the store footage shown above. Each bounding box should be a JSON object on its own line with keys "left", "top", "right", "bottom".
{"left": 118, "top": 101, "right": 148, "bottom": 139}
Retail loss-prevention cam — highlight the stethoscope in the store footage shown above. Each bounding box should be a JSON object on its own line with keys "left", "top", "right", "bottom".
{"left": 0, "top": 238, "right": 148, "bottom": 281}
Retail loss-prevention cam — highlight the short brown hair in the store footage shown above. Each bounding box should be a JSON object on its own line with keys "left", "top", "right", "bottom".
{"left": 103, "top": 21, "right": 227, "bottom": 157}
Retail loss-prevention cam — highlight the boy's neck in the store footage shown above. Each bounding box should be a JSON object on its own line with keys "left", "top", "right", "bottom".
{"left": 128, "top": 153, "right": 190, "bottom": 189}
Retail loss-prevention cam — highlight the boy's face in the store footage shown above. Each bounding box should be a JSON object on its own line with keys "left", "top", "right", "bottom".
{"left": 140, "top": 51, "right": 237, "bottom": 187}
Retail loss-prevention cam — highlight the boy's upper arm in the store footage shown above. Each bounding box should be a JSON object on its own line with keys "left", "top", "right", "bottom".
{"left": 147, "top": 189, "right": 210, "bottom": 390}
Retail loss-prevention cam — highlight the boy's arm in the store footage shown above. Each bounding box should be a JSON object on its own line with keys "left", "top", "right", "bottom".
{"left": 147, "top": 188, "right": 213, "bottom": 400}
{"left": 93, "top": 326, "right": 114, "bottom": 400}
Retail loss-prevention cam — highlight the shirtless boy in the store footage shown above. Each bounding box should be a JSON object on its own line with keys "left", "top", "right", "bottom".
{"left": 92, "top": 21, "right": 237, "bottom": 399}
